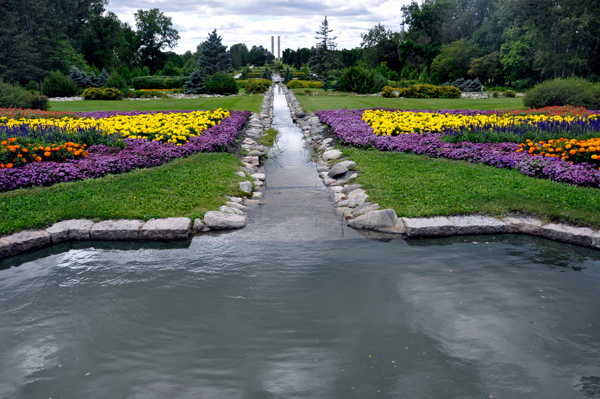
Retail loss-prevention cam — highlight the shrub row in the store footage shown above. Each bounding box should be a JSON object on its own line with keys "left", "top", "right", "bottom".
{"left": 245, "top": 79, "right": 272, "bottom": 94}
{"left": 0, "top": 80, "right": 49, "bottom": 110}
{"left": 82, "top": 87, "right": 124, "bottom": 100}
{"left": 131, "top": 76, "right": 188, "bottom": 90}
{"left": 524, "top": 78, "right": 600, "bottom": 109}
{"left": 381, "top": 84, "right": 461, "bottom": 99}
{"left": 286, "top": 80, "right": 324, "bottom": 89}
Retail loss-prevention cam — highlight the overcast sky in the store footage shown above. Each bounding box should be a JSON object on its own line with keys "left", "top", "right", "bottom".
{"left": 108, "top": 0, "right": 412, "bottom": 55}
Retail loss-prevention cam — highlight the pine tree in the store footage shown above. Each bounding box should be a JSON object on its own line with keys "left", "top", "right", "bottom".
{"left": 198, "top": 30, "right": 231, "bottom": 76}
{"left": 283, "top": 67, "right": 291, "bottom": 84}
{"left": 262, "top": 66, "right": 272, "bottom": 80}
{"left": 184, "top": 69, "right": 207, "bottom": 94}
{"left": 68, "top": 66, "right": 87, "bottom": 88}
{"left": 309, "top": 17, "right": 341, "bottom": 91}
{"left": 98, "top": 69, "right": 109, "bottom": 86}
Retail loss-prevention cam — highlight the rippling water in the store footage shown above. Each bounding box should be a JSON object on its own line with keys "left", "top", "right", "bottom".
{"left": 1, "top": 88, "right": 600, "bottom": 398}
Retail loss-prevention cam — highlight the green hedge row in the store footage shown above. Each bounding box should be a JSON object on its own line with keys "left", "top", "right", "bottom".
{"left": 131, "top": 76, "right": 188, "bottom": 90}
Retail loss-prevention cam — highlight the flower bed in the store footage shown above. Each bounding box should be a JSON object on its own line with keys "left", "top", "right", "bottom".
{"left": 317, "top": 108, "right": 600, "bottom": 188}
{"left": 0, "top": 108, "right": 78, "bottom": 120}
{"left": 0, "top": 110, "right": 250, "bottom": 191}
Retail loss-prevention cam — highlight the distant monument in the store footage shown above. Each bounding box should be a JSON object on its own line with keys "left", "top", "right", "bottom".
{"left": 271, "top": 36, "right": 281, "bottom": 60}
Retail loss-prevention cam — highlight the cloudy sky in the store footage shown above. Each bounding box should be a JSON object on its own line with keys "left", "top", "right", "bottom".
{"left": 107, "top": 0, "right": 412, "bottom": 55}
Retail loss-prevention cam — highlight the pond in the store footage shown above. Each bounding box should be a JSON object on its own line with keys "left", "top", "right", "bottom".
{"left": 1, "top": 87, "right": 599, "bottom": 398}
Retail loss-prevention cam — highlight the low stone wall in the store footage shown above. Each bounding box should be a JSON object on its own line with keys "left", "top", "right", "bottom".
{"left": 282, "top": 86, "right": 600, "bottom": 251}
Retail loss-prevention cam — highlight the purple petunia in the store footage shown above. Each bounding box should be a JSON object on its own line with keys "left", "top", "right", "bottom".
{"left": 317, "top": 108, "right": 600, "bottom": 188}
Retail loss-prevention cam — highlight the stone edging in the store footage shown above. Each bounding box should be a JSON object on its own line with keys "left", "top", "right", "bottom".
{"left": 282, "top": 87, "right": 600, "bottom": 251}
{"left": 0, "top": 88, "right": 278, "bottom": 261}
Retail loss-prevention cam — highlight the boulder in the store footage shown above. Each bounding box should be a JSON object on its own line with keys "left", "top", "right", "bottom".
{"left": 352, "top": 203, "right": 380, "bottom": 217}
{"left": 341, "top": 184, "right": 362, "bottom": 193}
{"left": 0, "top": 239, "right": 9, "bottom": 259}
{"left": 140, "top": 218, "right": 191, "bottom": 240}
{"left": 219, "top": 205, "right": 244, "bottom": 216}
{"left": 193, "top": 219, "right": 205, "bottom": 233}
{"left": 348, "top": 209, "right": 398, "bottom": 229}
{"left": 251, "top": 173, "right": 266, "bottom": 181}
{"left": 204, "top": 211, "right": 249, "bottom": 229}
{"left": 239, "top": 181, "right": 253, "bottom": 193}
{"left": 338, "top": 160, "right": 356, "bottom": 170}
{"left": 592, "top": 232, "right": 600, "bottom": 249}
{"left": 322, "top": 150, "right": 342, "bottom": 161}
{"left": 327, "top": 163, "right": 348, "bottom": 178}
{"left": 226, "top": 202, "right": 248, "bottom": 211}
{"left": 90, "top": 220, "right": 144, "bottom": 240}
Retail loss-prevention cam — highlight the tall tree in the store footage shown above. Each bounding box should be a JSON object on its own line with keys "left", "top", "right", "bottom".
{"left": 247, "top": 45, "right": 269, "bottom": 66}
{"left": 198, "top": 30, "right": 231, "bottom": 75}
{"left": 360, "top": 24, "right": 402, "bottom": 71}
{"left": 229, "top": 43, "right": 248, "bottom": 69}
{"left": 135, "top": 8, "right": 180, "bottom": 73}
{"left": 309, "top": 17, "right": 342, "bottom": 91}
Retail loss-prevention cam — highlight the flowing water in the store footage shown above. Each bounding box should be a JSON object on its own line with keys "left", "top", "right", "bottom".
{"left": 1, "top": 87, "right": 600, "bottom": 399}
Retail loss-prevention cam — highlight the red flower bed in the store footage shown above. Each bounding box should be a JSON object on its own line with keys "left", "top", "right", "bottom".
{"left": 505, "top": 106, "right": 596, "bottom": 117}
{"left": 0, "top": 108, "right": 79, "bottom": 120}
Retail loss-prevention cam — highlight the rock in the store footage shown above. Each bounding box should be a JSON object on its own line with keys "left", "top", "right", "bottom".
{"left": 234, "top": 171, "right": 246, "bottom": 177}
{"left": 323, "top": 177, "right": 337, "bottom": 186}
{"left": 375, "top": 220, "right": 407, "bottom": 235}
{"left": 296, "top": 112, "right": 306, "bottom": 118}
{"left": 334, "top": 192, "right": 346, "bottom": 202}
{"left": 90, "top": 220, "right": 144, "bottom": 240}
{"left": 341, "top": 184, "right": 362, "bottom": 193}
{"left": 220, "top": 205, "right": 244, "bottom": 216}
{"left": 226, "top": 196, "right": 243, "bottom": 203}
{"left": 193, "top": 219, "right": 205, "bottom": 233}
{"left": 46, "top": 219, "right": 94, "bottom": 243}
{"left": 226, "top": 202, "right": 248, "bottom": 211}
{"left": 592, "top": 232, "right": 600, "bottom": 249}
{"left": 252, "top": 192, "right": 263, "bottom": 199}
{"left": 239, "top": 181, "right": 253, "bottom": 193}
{"left": 540, "top": 223, "right": 595, "bottom": 247}
{"left": 316, "top": 162, "right": 329, "bottom": 172}
{"left": 0, "top": 239, "right": 9, "bottom": 259}
{"left": 327, "top": 163, "right": 348, "bottom": 178}
{"left": 242, "top": 166, "right": 255, "bottom": 174}
{"left": 348, "top": 209, "right": 398, "bottom": 229}
{"left": 338, "top": 160, "right": 356, "bottom": 170}
{"left": 322, "top": 149, "right": 342, "bottom": 161}
{"left": 335, "top": 207, "right": 353, "bottom": 217}
{"left": 347, "top": 192, "right": 369, "bottom": 208}
{"left": 503, "top": 216, "right": 543, "bottom": 235}
{"left": 322, "top": 138, "right": 333, "bottom": 145}
{"left": 204, "top": 211, "right": 249, "bottom": 229}
{"left": 253, "top": 180, "right": 264, "bottom": 187}
{"left": 242, "top": 138, "right": 257, "bottom": 145}
{"left": 140, "top": 218, "right": 191, "bottom": 240}
{"left": 251, "top": 173, "right": 266, "bottom": 181}
{"left": 402, "top": 217, "right": 456, "bottom": 237}
{"left": 447, "top": 215, "right": 507, "bottom": 235}
{"left": 3, "top": 230, "right": 51, "bottom": 256}
{"left": 241, "top": 156, "right": 259, "bottom": 166}
{"left": 329, "top": 186, "right": 343, "bottom": 193}
{"left": 247, "top": 150, "right": 263, "bottom": 156}
{"left": 352, "top": 203, "right": 380, "bottom": 217}
{"left": 243, "top": 199, "right": 263, "bottom": 206}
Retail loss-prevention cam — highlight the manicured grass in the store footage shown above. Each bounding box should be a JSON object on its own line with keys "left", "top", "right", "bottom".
{"left": 0, "top": 152, "right": 247, "bottom": 235}
{"left": 294, "top": 93, "right": 525, "bottom": 113}
{"left": 344, "top": 148, "right": 600, "bottom": 228}
{"left": 49, "top": 95, "right": 263, "bottom": 113}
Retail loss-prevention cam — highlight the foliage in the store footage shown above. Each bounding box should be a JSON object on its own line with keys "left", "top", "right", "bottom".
{"left": 430, "top": 39, "right": 480, "bottom": 83}
{"left": 468, "top": 52, "right": 503, "bottom": 85}
{"left": 286, "top": 80, "right": 324, "bottom": 89}
{"left": 503, "top": 90, "right": 516, "bottom": 98}
{"left": 262, "top": 66, "right": 272, "bottom": 81}
{"left": 518, "top": 137, "right": 600, "bottom": 168}
{"left": 283, "top": 67, "right": 292, "bottom": 84}
{"left": 309, "top": 17, "right": 342, "bottom": 91}
{"left": 131, "top": 75, "right": 187, "bottom": 90}
{"left": 337, "top": 66, "right": 376, "bottom": 94}
{"left": 42, "top": 71, "right": 80, "bottom": 97}
{"left": 229, "top": 43, "right": 249, "bottom": 69}
{"left": 204, "top": 72, "right": 239, "bottom": 95}
{"left": 104, "top": 72, "right": 129, "bottom": 93}
{"left": 135, "top": 8, "right": 180, "bottom": 73}
{"left": 198, "top": 29, "right": 231, "bottom": 76}
{"left": 360, "top": 24, "right": 402, "bottom": 71}
{"left": 448, "top": 77, "right": 482, "bottom": 92}
{"left": 0, "top": 80, "right": 46, "bottom": 109}
{"left": 523, "top": 78, "right": 600, "bottom": 109}
{"left": 245, "top": 78, "right": 272, "bottom": 94}
{"left": 0, "top": 108, "right": 77, "bottom": 120}
{"left": 0, "top": 138, "right": 88, "bottom": 170}
{"left": 184, "top": 70, "right": 207, "bottom": 94}
{"left": 395, "top": 84, "right": 461, "bottom": 99}
{"left": 82, "top": 87, "right": 123, "bottom": 100}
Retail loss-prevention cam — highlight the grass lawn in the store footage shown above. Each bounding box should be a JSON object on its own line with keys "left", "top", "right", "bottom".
{"left": 344, "top": 148, "right": 600, "bottom": 229}
{"left": 0, "top": 152, "right": 246, "bottom": 235}
{"left": 292, "top": 91, "right": 525, "bottom": 113}
{"left": 50, "top": 95, "right": 263, "bottom": 113}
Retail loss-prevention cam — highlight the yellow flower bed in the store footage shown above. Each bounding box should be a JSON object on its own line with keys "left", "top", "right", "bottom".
{"left": 362, "top": 109, "right": 594, "bottom": 136}
{"left": 4, "top": 109, "right": 230, "bottom": 145}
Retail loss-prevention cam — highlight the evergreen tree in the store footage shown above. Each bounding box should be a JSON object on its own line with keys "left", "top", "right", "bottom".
{"left": 283, "top": 67, "right": 291, "bottom": 83}
{"left": 68, "top": 66, "right": 87, "bottom": 88}
{"left": 262, "top": 66, "right": 272, "bottom": 80}
{"left": 86, "top": 71, "right": 99, "bottom": 87}
{"left": 98, "top": 68, "right": 109, "bottom": 86}
{"left": 309, "top": 17, "right": 342, "bottom": 91}
{"left": 198, "top": 30, "right": 231, "bottom": 76}
{"left": 184, "top": 69, "right": 207, "bottom": 94}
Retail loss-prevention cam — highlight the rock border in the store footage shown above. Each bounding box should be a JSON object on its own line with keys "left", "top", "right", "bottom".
{"left": 282, "top": 87, "right": 600, "bottom": 252}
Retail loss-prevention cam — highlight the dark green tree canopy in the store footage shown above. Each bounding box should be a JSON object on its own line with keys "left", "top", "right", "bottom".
{"left": 309, "top": 16, "right": 342, "bottom": 91}
{"left": 135, "top": 8, "right": 180, "bottom": 73}
{"left": 198, "top": 30, "right": 231, "bottom": 76}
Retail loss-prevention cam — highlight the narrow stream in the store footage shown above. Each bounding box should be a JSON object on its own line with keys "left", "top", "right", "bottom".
{"left": 1, "top": 89, "right": 600, "bottom": 398}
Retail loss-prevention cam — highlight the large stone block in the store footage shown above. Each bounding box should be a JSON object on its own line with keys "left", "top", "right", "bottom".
{"left": 540, "top": 223, "right": 595, "bottom": 247}
{"left": 90, "top": 220, "right": 144, "bottom": 241}
{"left": 592, "top": 232, "right": 600, "bottom": 250}
{"left": 203, "top": 211, "right": 249, "bottom": 230}
{"left": 0, "top": 239, "right": 10, "bottom": 259}
{"left": 447, "top": 215, "right": 507, "bottom": 235}
{"left": 140, "top": 218, "right": 191, "bottom": 240}
{"left": 402, "top": 217, "right": 456, "bottom": 237}
{"left": 503, "top": 216, "right": 543, "bottom": 235}
{"left": 322, "top": 150, "right": 342, "bottom": 161}
{"left": 3, "top": 230, "right": 51, "bottom": 256}
{"left": 239, "top": 181, "right": 253, "bottom": 194}
{"left": 348, "top": 209, "right": 398, "bottom": 229}
{"left": 46, "top": 219, "right": 94, "bottom": 243}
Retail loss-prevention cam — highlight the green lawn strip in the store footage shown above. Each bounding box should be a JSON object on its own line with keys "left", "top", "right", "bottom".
{"left": 344, "top": 147, "right": 600, "bottom": 229}
{"left": 49, "top": 96, "right": 263, "bottom": 113}
{"left": 293, "top": 94, "right": 525, "bottom": 113}
{"left": 0, "top": 152, "right": 247, "bottom": 235}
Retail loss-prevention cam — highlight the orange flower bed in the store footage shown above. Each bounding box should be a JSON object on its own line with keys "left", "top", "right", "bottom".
{"left": 1, "top": 137, "right": 88, "bottom": 169}
{"left": 517, "top": 137, "right": 600, "bottom": 169}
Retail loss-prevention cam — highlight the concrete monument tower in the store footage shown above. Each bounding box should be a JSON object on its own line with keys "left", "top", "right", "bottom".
{"left": 271, "top": 36, "right": 274, "bottom": 58}
{"left": 278, "top": 36, "right": 281, "bottom": 60}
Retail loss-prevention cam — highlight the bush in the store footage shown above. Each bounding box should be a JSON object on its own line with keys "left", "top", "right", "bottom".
{"left": 491, "top": 91, "right": 500, "bottom": 98}
{"left": 381, "top": 86, "right": 397, "bottom": 98}
{"left": 245, "top": 78, "right": 272, "bottom": 94}
{"left": 286, "top": 80, "right": 323, "bottom": 89}
{"left": 337, "top": 66, "right": 376, "bottom": 94}
{"left": 523, "top": 78, "right": 600, "bottom": 109}
{"left": 28, "top": 94, "right": 49, "bottom": 110}
{"left": 450, "top": 77, "right": 482, "bottom": 92}
{"left": 128, "top": 90, "right": 170, "bottom": 99}
{"left": 131, "top": 76, "right": 188, "bottom": 90}
{"left": 397, "top": 84, "right": 461, "bottom": 99}
{"left": 205, "top": 72, "right": 239, "bottom": 95}
{"left": 503, "top": 90, "right": 516, "bottom": 98}
{"left": 104, "top": 72, "right": 129, "bottom": 93}
{"left": 0, "top": 80, "right": 48, "bottom": 109}
{"left": 42, "top": 71, "right": 79, "bottom": 97}
{"left": 82, "top": 87, "right": 123, "bottom": 100}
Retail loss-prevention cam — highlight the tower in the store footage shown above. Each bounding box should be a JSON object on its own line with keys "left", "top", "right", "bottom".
{"left": 278, "top": 36, "right": 280, "bottom": 60}
{"left": 271, "top": 36, "right": 274, "bottom": 59}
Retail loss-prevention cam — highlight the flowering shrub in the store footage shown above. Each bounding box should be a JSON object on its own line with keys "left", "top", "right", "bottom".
{"left": 0, "top": 111, "right": 250, "bottom": 191}
{"left": 0, "top": 108, "right": 78, "bottom": 120}
{"left": 82, "top": 87, "right": 123, "bottom": 100}
{"left": 317, "top": 108, "right": 600, "bottom": 188}
{"left": 1, "top": 138, "right": 88, "bottom": 169}
{"left": 518, "top": 138, "right": 600, "bottom": 168}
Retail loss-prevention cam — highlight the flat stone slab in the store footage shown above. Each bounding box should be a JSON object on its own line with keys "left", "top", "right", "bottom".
{"left": 239, "top": 181, "right": 253, "bottom": 193}
{"left": 540, "top": 223, "right": 595, "bottom": 247}
{"left": 241, "top": 156, "right": 259, "bottom": 166}
{"left": 322, "top": 150, "right": 342, "bottom": 161}
{"left": 0, "top": 239, "right": 10, "bottom": 259}
{"left": 90, "top": 220, "right": 144, "bottom": 240}
{"left": 140, "top": 218, "right": 191, "bottom": 240}
{"left": 226, "top": 196, "right": 243, "bottom": 203}
{"left": 226, "top": 202, "right": 248, "bottom": 211}
{"left": 335, "top": 207, "right": 353, "bottom": 217}
{"left": 447, "top": 215, "right": 507, "bottom": 235}
{"left": 341, "top": 184, "right": 362, "bottom": 193}
{"left": 46, "top": 219, "right": 94, "bottom": 243}
{"left": 593, "top": 233, "right": 600, "bottom": 249}
{"left": 503, "top": 216, "right": 543, "bottom": 235}
{"left": 251, "top": 173, "right": 266, "bottom": 181}
{"left": 338, "top": 160, "right": 356, "bottom": 169}
{"left": 234, "top": 171, "right": 246, "bottom": 177}
{"left": 203, "top": 211, "right": 249, "bottom": 230}
{"left": 333, "top": 192, "right": 345, "bottom": 202}
{"left": 3, "top": 230, "right": 51, "bottom": 256}
{"left": 348, "top": 209, "right": 398, "bottom": 229}
{"left": 220, "top": 205, "right": 244, "bottom": 216}
{"left": 375, "top": 220, "right": 407, "bottom": 235}
{"left": 402, "top": 217, "right": 457, "bottom": 237}
{"left": 352, "top": 203, "right": 380, "bottom": 217}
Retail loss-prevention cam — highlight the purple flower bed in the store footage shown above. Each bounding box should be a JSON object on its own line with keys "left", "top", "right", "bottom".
{"left": 0, "top": 111, "right": 251, "bottom": 192}
{"left": 317, "top": 108, "right": 600, "bottom": 188}
{"left": 77, "top": 110, "right": 198, "bottom": 119}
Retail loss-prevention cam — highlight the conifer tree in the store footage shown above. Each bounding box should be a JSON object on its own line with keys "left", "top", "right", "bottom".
{"left": 283, "top": 66, "right": 291, "bottom": 83}
{"left": 184, "top": 69, "right": 207, "bottom": 94}
{"left": 309, "top": 17, "right": 342, "bottom": 91}
{"left": 98, "top": 69, "right": 109, "bottom": 86}
{"left": 262, "top": 66, "right": 272, "bottom": 80}
{"left": 198, "top": 30, "right": 231, "bottom": 76}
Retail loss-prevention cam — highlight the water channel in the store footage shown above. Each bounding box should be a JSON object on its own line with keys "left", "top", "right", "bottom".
{"left": 2, "top": 87, "right": 600, "bottom": 398}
